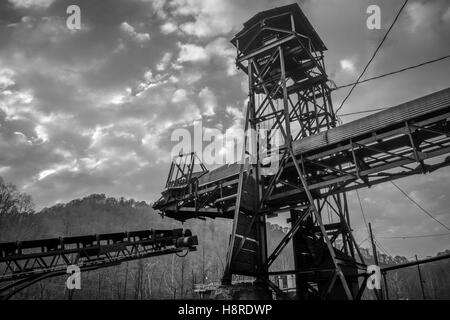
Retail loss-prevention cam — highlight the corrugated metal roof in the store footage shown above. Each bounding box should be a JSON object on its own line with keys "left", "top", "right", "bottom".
{"left": 293, "top": 88, "right": 450, "bottom": 155}
{"left": 198, "top": 163, "right": 241, "bottom": 186}
{"left": 231, "top": 3, "right": 327, "bottom": 53}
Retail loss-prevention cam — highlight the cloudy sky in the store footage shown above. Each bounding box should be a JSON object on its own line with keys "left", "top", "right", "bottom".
{"left": 0, "top": 0, "right": 449, "bottom": 258}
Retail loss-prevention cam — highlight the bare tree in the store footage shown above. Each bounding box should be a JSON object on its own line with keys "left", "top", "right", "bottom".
{"left": 0, "top": 179, "right": 17, "bottom": 215}
{"left": 114, "top": 266, "right": 122, "bottom": 299}
{"left": 179, "top": 256, "right": 187, "bottom": 299}
{"left": 191, "top": 269, "right": 197, "bottom": 299}
{"left": 0, "top": 177, "right": 34, "bottom": 216}
{"left": 123, "top": 262, "right": 129, "bottom": 300}
{"left": 38, "top": 281, "right": 46, "bottom": 300}
{"left": 97, "top": 273, "right": 103, "bottom": 299}
{"left": 144, "top": 261, "right": 158, "bottom": 299}
{"left": 133, "top": 259, "right": 145, "bottom": 300}
{"left": 213, "top": 246, "right": 224, "bottom": 277}
{"left": 163, "top": 255, "right": 179, "bottom": 299}
{"left": 15, "top": 193, "right": 35, "bottom": 214}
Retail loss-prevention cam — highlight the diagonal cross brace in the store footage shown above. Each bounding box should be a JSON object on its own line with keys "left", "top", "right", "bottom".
{"left": 263, "top": 206, "right": 312, "bottom": 268}
{"left": 289, "top": 149, "right": 354, "bottom": 300}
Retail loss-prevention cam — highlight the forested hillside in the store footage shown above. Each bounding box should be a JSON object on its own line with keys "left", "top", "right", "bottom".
{"left": 0, "top": 178, "right": 449, "bottom": 299}
{"left": 0, "top": 184, "right": 294, "bottom": 299}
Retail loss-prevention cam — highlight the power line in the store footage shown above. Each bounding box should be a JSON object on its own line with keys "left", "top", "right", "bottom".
{"left": 374, "top": 239, "right": 389, "bottom": 256}
{"left": 379, "top": 233, "right": 450, "bottom": 239}
{"left": 355, "top": 189, "right": 370, "bottom": 236}
{"left": 335, "top": 0, "right": 409, "bottom": 114}
{"left": 391, "top": 181, "right": 450, "bottom": 231}
{"left": 339, "top": 107, "right": 389, "bottom": 117}
{"left": 358, "top": 237, "right": 369, "bottom": 247}
{"left": 333, "top": 54, "right": 450, "bottom": 91}
{"left": 375, "top": 238, "right": 394, "bottom": 257}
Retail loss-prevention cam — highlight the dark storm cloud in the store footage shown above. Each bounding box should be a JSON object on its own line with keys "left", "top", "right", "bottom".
{"left": 0, "top": 0, "right": 449, "bottom": 257}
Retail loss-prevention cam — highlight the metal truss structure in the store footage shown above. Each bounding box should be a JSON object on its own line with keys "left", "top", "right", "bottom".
{"left": 0, "top": 228, "right": 198, "bottom": 299}
{"left": 153, "top": 4, "right": 450, "bottom": 300}
{"left": 155, "top": 89, "right": 450, "bottom": 221}
{"left": 222, "top": 4, "right": 357, "bottom": 299}
{"left": 165, "top": 152, "right": 208, "bottom": 190}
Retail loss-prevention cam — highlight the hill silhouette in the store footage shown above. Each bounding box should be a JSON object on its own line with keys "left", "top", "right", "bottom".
{"left": 1, "top": 190, "right": 449, "bottom": 299}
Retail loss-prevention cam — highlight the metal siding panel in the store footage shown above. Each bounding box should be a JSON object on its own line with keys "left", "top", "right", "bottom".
{"left": 293, "top": 88, "right": 450, "bottom": 154}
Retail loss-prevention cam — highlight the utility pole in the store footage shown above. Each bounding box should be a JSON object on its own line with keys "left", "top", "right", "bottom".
{"left": 382, "top": 272, "right": 389, "bottom": 300}
{"left": 415, "top": 255, "right": 426, "bottom": 300}
{"left": 368, "top": 222, "right": 383, "bottom": 300}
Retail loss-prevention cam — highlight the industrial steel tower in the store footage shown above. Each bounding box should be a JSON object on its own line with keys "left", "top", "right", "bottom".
{"left": 224, "top": 4, "right": 360, "bottom": 299}
{"left": 153, "top": 3, "right": 450, "bottom": 300}
{"left": 2, "top": 2, "right": 450, "bottom": 302}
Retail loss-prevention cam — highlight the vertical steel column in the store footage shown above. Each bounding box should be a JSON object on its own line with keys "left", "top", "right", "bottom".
{"left": 290, "top": 208, "right": 309, "bottom": 299}
{"left": 383, "top": 272, "right": 389, "bottom": 300}
{"left": 249, "top": 60, "right": 268, "bottom": 281}
{"left": 227, "top": 5, "right": 362, "bottom": 299}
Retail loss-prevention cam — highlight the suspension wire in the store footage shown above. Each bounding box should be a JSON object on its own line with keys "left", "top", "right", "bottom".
{"left": 339, "top": 107, "right": 389, "bottom": 117}
{"left": 355, "top": 190, "right": 396, "bottom": 258}
{"left": 358, "top": 237, "right": 369, "bottom": 247}
{"left": 354, "top": 181, "right": 449, "bottom": 258}
{"left": 333, "top": 54, "right": 450, "bottom": 91}
{"left": 374, "top": 238, "right": 394, "bottom": 258}
{"left": 374, "top": 240, "right": 388, "bottom": 256}
{"left": 356, "top": 189, "right": 370, "bottom": 236}
{"left": 391, "top": 181, "right": 450, "bottom": 231}
{"left": 378, "top": 233, "right": 450, "bottom": 239}
{"left": 365, "top": 181, "right": 450, "bottom": 258}
{"left": 335, "top": 0, "right": 410, "bottom": 115}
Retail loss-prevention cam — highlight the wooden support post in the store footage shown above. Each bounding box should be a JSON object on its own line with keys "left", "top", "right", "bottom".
{"left": 382, "top": 272, "right": 389, "bottom": 300}
{"left": 415, "top": 255, "right": 426, "bottom": 300}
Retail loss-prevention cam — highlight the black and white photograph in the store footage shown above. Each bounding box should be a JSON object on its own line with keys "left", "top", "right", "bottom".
{"left": 0, "top": 0, "right": 449, "bottom": 307}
